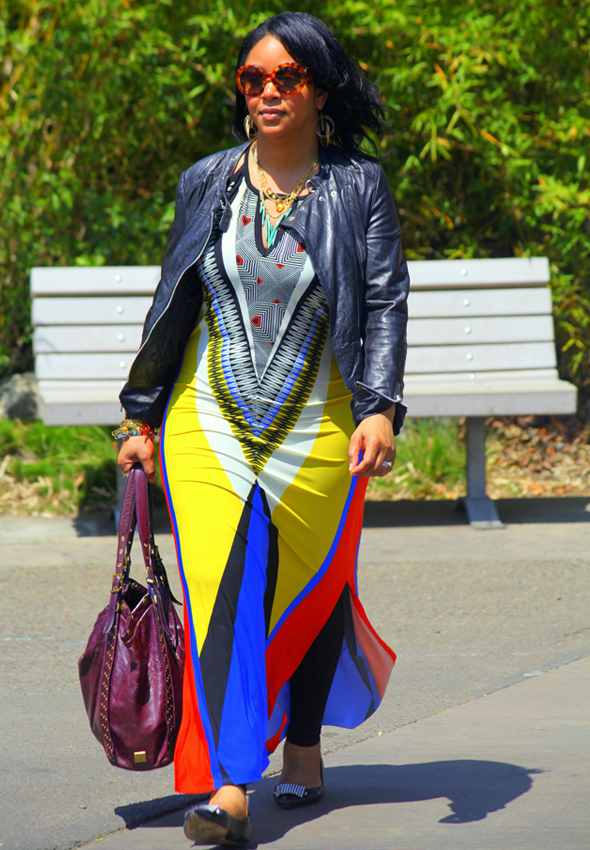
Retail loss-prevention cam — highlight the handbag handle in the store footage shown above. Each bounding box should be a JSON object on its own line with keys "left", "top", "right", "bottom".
{"left": 133, "top": 466, "right": 181, "bottom": 638}
{"left": 133, "top": 464, "right": 157, "bottom": 578}
{"left": 133, "top": 465, "right": 177, "bottom": 591}
{"left": 104, "top": 463, "right": 180, "bottom": 636}
{"left": 103, "top": 463, "right": 140, "bottom": 633}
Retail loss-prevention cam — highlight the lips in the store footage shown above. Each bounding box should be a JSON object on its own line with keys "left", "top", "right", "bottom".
{"left": 260, "top": 109, "right": 283, "bottom": 119}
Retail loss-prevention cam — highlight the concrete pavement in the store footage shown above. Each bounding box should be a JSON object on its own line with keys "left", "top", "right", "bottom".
{"left": 1, "top": 497, "right": 589, "bottom": 850}
{"left": 80, "top": 653, "right": 590, "bottom": 850}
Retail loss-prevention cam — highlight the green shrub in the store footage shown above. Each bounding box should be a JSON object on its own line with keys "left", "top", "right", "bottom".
{"left": 0, "top": 419, "right": 168, "bottom": 513}
{"left": 0, "top": 420, "right": 117, "bottom": 511}
{"left": 367, "top": 417, "right": 466, "bottom": 500}
{"left": 2, "top": 0, "right": 589, "bottom": 392}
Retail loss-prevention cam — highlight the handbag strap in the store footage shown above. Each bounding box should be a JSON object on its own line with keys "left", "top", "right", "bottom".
{"left": 103, "top": 464, "right": 140, "bottom": 634}
{"left": 134, "top": 464, "right": 157, "bottom": 582}
{"left": 133, "top": 465, "right": 181, "bottom": 639}
{"left": 104, "top": 463, "right": 181, "bottom": 635}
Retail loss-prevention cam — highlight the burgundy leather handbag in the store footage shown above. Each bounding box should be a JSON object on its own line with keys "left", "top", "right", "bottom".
{"left": 79, "top": 464, "right": 184, "bottom": 770}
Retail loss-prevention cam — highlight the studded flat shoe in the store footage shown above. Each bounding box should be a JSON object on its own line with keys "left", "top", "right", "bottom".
{"left": 273, "top": 759, "right": 324, "bottom": 809}
{"left": 183, "top": 803, "right": 252, "bottom": 847}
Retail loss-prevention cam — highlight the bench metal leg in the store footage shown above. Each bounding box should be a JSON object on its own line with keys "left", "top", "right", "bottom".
{"left": 461, "top": 417, "right": 505, "bottom": 529}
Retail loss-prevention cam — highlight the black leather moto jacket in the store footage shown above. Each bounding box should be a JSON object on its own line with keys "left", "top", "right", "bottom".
{"left": 120, "top": 142, "right": 410, "bottom": 433}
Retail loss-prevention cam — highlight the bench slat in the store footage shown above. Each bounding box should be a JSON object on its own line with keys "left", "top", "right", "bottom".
{"left": 407, "top": 257, "right": 549, "bottom": 289}
{"left": 407, "top": 368, "right": 560, "bottom": 383}
{"left": 32, "top": 297, "right": 153, "bottom": 326}
{"left": 37, "top": 371, "right": 576, "bottom": 424}
{"left": 409, "top": 286, "right": 552, "bottom": 318}
{"left": 406, "top": 341, "right": 556, "bottom": 374}
{"left": 40, "top": 315, "right": 555, "bottom": 355}
{"left": 34, "top": 325, "right": 143, "bottom": 354}
{"left": 405, "top": 377, "right": 577, "bottom": 417}
{"left": 37, "top": 380, "right": 125, "bottom": 425}
{"left": 37, "top": 379, "right": 125, "bottom": 397}
{"left": 36, "top": 341, "right": 557, "bottom": 380}
{"left": 408, "top": 315, "right": 554, "bottom": 346}
{"left": 36, "top": 353, "right": 136, "bottom": 380}
{"left": 38, "top": 399, "right": 123, "bottom": 426}
{"left": 31, "top": 266, "right": 160, "bottom": 296}
{"left": 30, "top": 258, "right": 549, "bottom": 297}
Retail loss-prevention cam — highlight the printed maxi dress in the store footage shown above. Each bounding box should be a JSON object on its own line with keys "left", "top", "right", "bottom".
{"left": 160, "top": 167, "right": 396, "bottom": 793}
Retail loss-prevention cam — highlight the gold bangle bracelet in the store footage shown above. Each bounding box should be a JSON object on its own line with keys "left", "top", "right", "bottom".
{"left": 112, "top": 420, "right": 157, "bottom": 441}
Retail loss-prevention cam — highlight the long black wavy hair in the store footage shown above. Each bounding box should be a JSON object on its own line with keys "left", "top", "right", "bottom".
{"left": 231, "top": 12, "right": 388, "bottom": 159}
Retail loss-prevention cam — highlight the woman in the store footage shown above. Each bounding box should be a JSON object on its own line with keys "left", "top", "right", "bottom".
{"left": 117, "top": 12, "right": 409, "bottom": 847}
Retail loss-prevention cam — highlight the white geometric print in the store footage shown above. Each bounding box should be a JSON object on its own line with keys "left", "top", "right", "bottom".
{"left": 233, "top": 173, "right": 314, "bottom": 378}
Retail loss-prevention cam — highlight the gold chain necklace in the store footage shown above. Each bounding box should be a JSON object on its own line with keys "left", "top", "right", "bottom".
{"left": 252, "top": 140, "right": 319, "bottom": 215}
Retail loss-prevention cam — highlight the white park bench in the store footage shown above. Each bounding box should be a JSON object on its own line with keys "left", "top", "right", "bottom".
{"left": 31, "top": 256, "right": 577, "bottom": 528}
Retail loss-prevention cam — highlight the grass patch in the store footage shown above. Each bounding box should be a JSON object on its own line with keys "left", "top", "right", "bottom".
{"left": 0, "top": 419, "right": 171, "bottom": 515}
{"left": 2, "top": 416, "right": 588, "bottom": 515}
{"left": 0, "top": 420, "right": 119, "bottom": 514}
{"left": 367, "top": 417, "right": 467, "bottom": 502}
{"left": 367, "top": 414, "right": 590, "bottom": 502}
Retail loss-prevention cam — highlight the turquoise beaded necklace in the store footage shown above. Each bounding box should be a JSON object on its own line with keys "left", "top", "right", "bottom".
{"left": 252, "top": 141, "right": 318, "bottom": 249}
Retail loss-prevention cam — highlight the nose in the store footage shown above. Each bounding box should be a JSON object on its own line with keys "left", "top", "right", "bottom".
{"left": 262, "top": 79, "right": 280, "bottom": 99}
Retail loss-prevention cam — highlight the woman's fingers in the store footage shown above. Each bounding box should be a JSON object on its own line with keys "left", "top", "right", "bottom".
{"left": 348, "top": 412, "right": 396, "bottom": 478}
{"left": 348, "top": 430, "right": 363, "bottom": 473}
{"left": 351, "top": 436, "right": 380, "bottom": 477}
{"left": 375, "top": 451, "right": 396, "bottom": 477}
{"left": 117, "top": 435, "right": 157, "bottom": 483}
{"left": 355, "top": 445, "right": 395, "bottom": 477}
{"left": 373, "top": 446, "right": 390, "bottom": 476}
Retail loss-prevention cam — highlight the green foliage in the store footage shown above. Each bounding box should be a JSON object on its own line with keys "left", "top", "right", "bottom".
{"left": 1, "top": 0, "right": 589, "bottom": 388}
{"left": 367, "top": 417, "right": 466, "bottom": 500}
{"left": 0, "top": 419, "right": 166, "bottom": 513}
{"left": 0, "top": 420, "right": 118, "bottom": 511}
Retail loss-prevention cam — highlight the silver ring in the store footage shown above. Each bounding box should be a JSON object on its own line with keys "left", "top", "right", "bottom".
{"left": 381, "top": 460, "right": 393, "bottom": 469}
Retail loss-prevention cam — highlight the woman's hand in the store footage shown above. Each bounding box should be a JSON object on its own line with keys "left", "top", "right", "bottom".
{"left": 117, "top": 435, "right": 157, "bottom": 483}
{"left": 348, "top": 405, "right": 396, "bottom": 478}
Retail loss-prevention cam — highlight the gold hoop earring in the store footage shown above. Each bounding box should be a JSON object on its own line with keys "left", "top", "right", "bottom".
{"left": 316, "top": 113, "right": 335, "bottom": 147}
{"left": 244, "top": 115, "right": 257, "bottom": 142}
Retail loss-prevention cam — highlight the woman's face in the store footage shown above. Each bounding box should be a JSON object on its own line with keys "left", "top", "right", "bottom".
{"left": 243, "top": 35, "right": 327, "bottom": 143}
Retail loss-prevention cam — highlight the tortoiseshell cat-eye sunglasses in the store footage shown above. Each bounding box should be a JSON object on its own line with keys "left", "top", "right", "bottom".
{"left": 235, "top": 62, "right": 312, "bottom": 97}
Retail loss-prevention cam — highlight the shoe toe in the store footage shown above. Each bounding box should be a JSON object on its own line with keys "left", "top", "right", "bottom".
{"left": 273, "top": 783, "right": 323, "bottom": 809}
{"left": 183, "top": 803, "right": 252, "bottom": 846}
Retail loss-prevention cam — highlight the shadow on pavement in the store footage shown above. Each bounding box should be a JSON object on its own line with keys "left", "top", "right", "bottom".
{"left": 72, "top": 497, "right": 590, "bottom": 536}
{"left": 364, "top": 497, "right": 590, "bottom": 527}
{"left": 73, "top": 508, "right": 173, "bottom": 537}
{"left": 125, "top": 759, "right": 541, "bottom": 844}
{"left": 114, "top": 793, "right": 208, "bottom": 830}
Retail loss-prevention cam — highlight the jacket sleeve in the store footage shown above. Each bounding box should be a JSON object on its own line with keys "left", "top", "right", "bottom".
{"left": 141, "top": 171, "right": 187, "bottom": 345}
{"left": 351, "top": 165, "right": 409, "bottom": 435}
{"left": 119, "top": 171, "right": 190, "bottom": 426}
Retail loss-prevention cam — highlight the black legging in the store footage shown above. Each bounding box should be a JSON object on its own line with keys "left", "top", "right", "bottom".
{"left": 286, "top": 594, "right": 345, "bottom": 748}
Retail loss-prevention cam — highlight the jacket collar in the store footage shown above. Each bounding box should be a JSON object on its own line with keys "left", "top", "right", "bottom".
{"left": 214, "top": 141, "right": 361, "bottom": 231}
{"left": 218, "top": 142, "right": 249, "bottom": 190}
{"left": 216, "top": 140, "right": 340, "bottom": 184}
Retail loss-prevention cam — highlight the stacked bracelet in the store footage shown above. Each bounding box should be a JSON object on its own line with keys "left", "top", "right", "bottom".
{"left": 112, "top": 419, "right": 156, "bottom": 441}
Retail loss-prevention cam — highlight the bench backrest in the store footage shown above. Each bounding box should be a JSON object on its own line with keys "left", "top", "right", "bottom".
{"left": 31, "top": 256, "right": 555, "bottom": 424}
{"left": 405, "top": 256, "right": 556, "bottom": 381}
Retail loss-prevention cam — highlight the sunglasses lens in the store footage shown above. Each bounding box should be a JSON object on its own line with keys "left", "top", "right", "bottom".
{"left": 240, "top": 70, "right": 265, "bottom": 95}
{"left": 275, "top": 66, "right": 305, "bottom": 92}
{"left": 237, "top": 65, "right": 307, "bottom": 96}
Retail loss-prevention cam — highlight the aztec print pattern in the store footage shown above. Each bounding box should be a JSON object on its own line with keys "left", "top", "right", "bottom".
{"left": 234, "top": 184, "right": 310, "bottom": 377}
{"left": 196, "top": 184, "right": 329, "bottom": 476}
